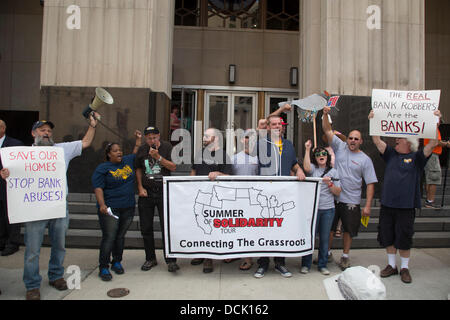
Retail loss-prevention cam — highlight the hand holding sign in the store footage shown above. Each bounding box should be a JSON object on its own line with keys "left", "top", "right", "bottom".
{"left": 0, "top": 168, "right": 9, "bottom": 180}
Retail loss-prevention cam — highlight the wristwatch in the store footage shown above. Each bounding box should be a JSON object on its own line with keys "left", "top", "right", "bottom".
{"left": 158, "top": 155, "right": 163, "bottom": 162}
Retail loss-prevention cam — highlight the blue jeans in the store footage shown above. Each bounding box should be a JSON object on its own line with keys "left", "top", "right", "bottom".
{"left": 23, "top": 210, "right": 69, "bottom": 290}
{"left": 98, "top": 207, "right": 135, "bottom": 269}
{"left": 302, "top": 208, "right": 335, "bottom": 270}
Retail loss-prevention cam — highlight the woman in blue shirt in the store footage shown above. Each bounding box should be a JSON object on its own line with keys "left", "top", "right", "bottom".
{"left": 92, "top": 131, "right": 141, "bottom": 281}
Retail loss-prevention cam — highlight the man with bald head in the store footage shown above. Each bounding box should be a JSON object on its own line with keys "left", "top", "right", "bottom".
{"left": 322, "top": 107, "right": 378, "bottom": 270}
{"left": 0, "top": 119, "right": 23, "bottom": 256}
{"left": 190, "top": 128, "right": 232, "bottom": 273}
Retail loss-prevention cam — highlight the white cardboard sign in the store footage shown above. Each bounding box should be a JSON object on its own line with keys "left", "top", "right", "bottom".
{"left": 0, "top": 146, "right": 67, "bottom": 224}
{"left": 370, "top": 89, "right": 440, "bottom": 139}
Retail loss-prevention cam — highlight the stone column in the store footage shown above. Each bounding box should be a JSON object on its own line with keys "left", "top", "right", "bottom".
{"left": 40, "top": 0, "right": 175, "bottom": 98}
{"left": 301, "top": 0, "right": 425, "bottom": 97}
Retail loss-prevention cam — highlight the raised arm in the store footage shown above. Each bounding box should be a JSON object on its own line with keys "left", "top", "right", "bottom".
{"left": 269, "top": 103, "right": 292, "bottom": 117}
{"left": 132, "top": 130, "right": 142, "bottom": 154}
{"left": 81, "top": 112, "right": 99, "bottom": 149}
{"left": 322, "top": 107, "right": 334, "bottom": 144}
{"left": 303, "top": 140, "right": 312, "bottom": 174}
{"left": 368, "top": 110, "right": 387, "bottom": 154}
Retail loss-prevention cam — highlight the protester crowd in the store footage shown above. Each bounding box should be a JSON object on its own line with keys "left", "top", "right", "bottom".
{"left": 0, "top": 103, "right": 447, "bottom": 300}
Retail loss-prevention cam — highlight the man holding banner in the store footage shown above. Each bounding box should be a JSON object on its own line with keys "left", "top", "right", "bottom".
{"left": 190, "top": 127, "right": 232, "bottom": 273}
{"left": 254, "top": 115, "right": 306, "bottom": 278}
{"left": 0, "top": 113, "right": 98, "bottom": 300}
{"left": 369, "top": 90, "right": 442, "bottom": 284}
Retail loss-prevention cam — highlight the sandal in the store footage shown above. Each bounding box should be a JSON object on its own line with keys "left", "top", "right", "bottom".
{"left": 239, "top": 261, "right": 254, "bottom": 271}
{"left": 223, "top": 258, "right": 239, "bottom": 264}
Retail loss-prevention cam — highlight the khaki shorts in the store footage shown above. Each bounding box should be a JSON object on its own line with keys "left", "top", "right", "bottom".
{"left": 425, "top": 153, "right": 441, "bottom": 185}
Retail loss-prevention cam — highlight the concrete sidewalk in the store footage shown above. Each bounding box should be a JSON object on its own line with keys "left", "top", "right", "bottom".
{"left": 0, "top": 248, "right": 449, "bottom": 300}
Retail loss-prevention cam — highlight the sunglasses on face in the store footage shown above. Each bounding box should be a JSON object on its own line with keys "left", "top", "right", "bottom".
{"left": 348, "top": 137, "right": 360, "bottom": 141}
{"left": 314, "top": 151, "right": 328, "bottom": 157}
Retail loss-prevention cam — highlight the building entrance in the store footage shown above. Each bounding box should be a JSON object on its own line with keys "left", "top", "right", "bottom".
{"left": 205, "top": 91, "right": 257, "bottom": 156}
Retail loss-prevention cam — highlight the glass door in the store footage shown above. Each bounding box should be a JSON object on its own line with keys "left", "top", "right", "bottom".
{"left": 205, "top": 92, "right": 256, "bottom": 157}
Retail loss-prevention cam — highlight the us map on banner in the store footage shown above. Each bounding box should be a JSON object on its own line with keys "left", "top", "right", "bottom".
{"left": 0, "top": 146, "right": 67, "bottom": 224}
{"left": 163, "top": 176, "right": 321, "bottom": 259}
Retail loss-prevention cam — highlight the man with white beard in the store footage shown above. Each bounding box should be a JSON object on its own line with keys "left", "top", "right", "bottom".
{"left": 0, "top": 113, "right": 99, "bottom": 300}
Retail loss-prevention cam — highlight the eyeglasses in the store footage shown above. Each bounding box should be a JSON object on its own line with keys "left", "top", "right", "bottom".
{"left": 314, "top": 151, "right": 328, "bottom": 157}
{"left": 348, "top": 137, "right": 360, "bottom": 141}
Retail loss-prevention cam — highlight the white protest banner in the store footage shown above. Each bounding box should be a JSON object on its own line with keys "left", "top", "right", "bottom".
{"left": 163, "top": 176, "right": 321, "bottom": 259}
{"left": 0, "top": 146, "right": 67, "bottom": 223}
{"left": 370, "top": 89, "right": 440, "bottom": 139}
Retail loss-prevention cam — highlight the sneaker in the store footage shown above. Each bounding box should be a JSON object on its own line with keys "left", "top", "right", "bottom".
{"left": 111, "top": 262, "right": 125, "bottom": 274}
{"left": 400, "top": 268, "right": 412, "bottom": 283}
{"left": 424, "top": 200, "right": 439, "bottom": 209}
{"left": 99, "top": 268, "right": 112, "bottom": 281}
{"left": 275, "top": 264, "right": 292, "bottom": 278}
{"left": 141, "top": 260, "right": 157, "bottom": 271}
{"left": 337, "top": 257, "right": 350, "bottom": 271}
{"left": 254, "top": 266, "right": 267, "bottom": 279}
{"left": 168, "top": 262, "right": 180, "bottom": 272}
{"left": 319, "top": 268, "right": 330, "bottom": 275}
{"left": 380, "top": 265, "right": 398, "bottom": 278}
{"left": 300, "top": 266, "right": 309, "bottom": 274}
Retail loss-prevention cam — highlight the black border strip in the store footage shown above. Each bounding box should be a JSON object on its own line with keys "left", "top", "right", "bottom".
{"left": 165, "top": 178, "right": 320, "bottom": 257}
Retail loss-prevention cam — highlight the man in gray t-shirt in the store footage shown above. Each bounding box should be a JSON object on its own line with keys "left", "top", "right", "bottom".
{"left": 232, "top": 129, "right": 258, "bottom": 176}
{"left": 322, "top": 107, "right": 378, "bottom": 270}
{"left": 1, "top": 114, "right": 99, "bottom": 300}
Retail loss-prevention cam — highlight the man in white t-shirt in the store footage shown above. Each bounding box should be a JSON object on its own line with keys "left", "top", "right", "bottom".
{"left": 232, "top": 129, "right": 258, "bottom": 176}
{"left": 322, "top": 107, "right": 378, "bottom": 270}
{"left": 231, "top": 129, "right": 258, "bottom": 270}
{"left": 1, "top": 113, "right": 99, "bottom": 300}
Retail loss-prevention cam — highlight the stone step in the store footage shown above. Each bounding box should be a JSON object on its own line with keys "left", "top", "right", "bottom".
{"left": 68, "top": 194, "right": 450, "bottom": 208}
{"left": 67, "top": 214, "right": 450, "bottom": 233}
{"left": 66, "top": 205, "right": 450, "bottom": 222}
{"left": 68, "top": 200, "right": 450, "bottom": 217}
